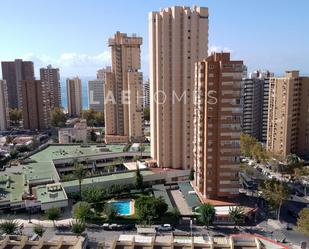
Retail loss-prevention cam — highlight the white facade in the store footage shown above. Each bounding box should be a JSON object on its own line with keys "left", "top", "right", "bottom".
{"left": 143, "top": 80, "right": 150, "bottom": 108}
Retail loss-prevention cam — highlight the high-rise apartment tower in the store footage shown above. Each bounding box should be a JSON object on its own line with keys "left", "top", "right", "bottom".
{"left": 21, "top": 80, "right": 51, "bottom": 130}
{"left": 0, "top": 80, "right": 9, "bottom": 130}
{"left": 40, "top": 65, "right": 61, "bottom": 109}
{"left": 193, "top": 52, "right": 244, "bottom": 199}
{"left": 241, "top": 70, "right": 273, "bottom": 142}
{"left": 267, "top": 71, "right": 309, "bottom": 158}
{"left": 149, "top": 5, "right": 209, "bottom": 169}
{"left": 67, "top": 77, "right": 82, "bottom": 117}
{"left": 1, "top": 59, "right": 34, "bottom": 109}
{"left": 88, "top": 79, "right": 104, "bottom": 113}
{"left": 104, "top": 32, "right": 144, "bottom": 143}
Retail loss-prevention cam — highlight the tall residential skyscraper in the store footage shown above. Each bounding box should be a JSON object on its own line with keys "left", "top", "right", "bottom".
{"left": 67, "top": 77, "right": 82, "bottom": 117}
{"left": 40, "top": 65, "right": 61, "bottom": 109}
{"left": 241, "top": 70, "right": 274, "bottom": 142}
{"left": 21, "top": 80, "right": 51, "bottom": 130}
{"left": 88, "top": 79, "right": 104, "bottom": 112}
{"left": 104, "top": 32, "right": 144, "bottom": 143}
{"left": 143, "top": 80, "right": 150, "bottom": 108}
{"left": 193, "top": 52, "right": 243, "bottom": 199}
{"left": 267, "top": 71, "right": 309, "bottom": 158}
{"left": 1, "top": 59, "right": 34, "bottom": 109}
{"left": 97, "top": 67, "right": 111, "bottom": 80}
{"left": 0, "top": 80, "right": 9, "bottom": 131}
{"left": 149, "top": 6, "right": 209, "bottom": 169}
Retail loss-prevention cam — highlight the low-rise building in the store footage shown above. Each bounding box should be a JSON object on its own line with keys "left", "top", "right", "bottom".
{"left": 58, "top": 120, "right": 87, "bottom": 144}
{"left": 111, "top": 234, "right": 288, "bottom": 249}
{"left": 105, "top": 135, "right": 129, "bottom": 144}
{"left": 0, "top": 235, "right": 86, "bottom": 249}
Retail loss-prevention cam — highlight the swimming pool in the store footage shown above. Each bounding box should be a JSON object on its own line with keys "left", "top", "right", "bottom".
{"left": 110, "top": 200, "right": 131, "bottom": 216}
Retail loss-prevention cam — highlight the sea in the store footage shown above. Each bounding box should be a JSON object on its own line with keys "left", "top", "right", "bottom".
{"left": 60, "top": 77, "right": 92, "bottom": 110}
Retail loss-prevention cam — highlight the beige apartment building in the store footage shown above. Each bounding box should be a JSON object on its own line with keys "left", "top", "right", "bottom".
{"left": 58, "top": 119, "right": 87, "bottom": 144}
{"left": 1, "top": 59, "right": 34, "bottom": 109}
{"left": 0, "top": 80, "right": 9, "bottom": 130}
{"left": 21, "top": 80, "right": 51, "bottom": 130}
{"left": 40, "top": 65, "right": 61, "bottom": 109}
{"left": 193, "top": 52, "right": 243, "bottom": 199}
{"left": 267, "top": 71, "right": 309, "bottom": 158}
{"left": 104, "top": 32, "right": 144, "bottom": 143}
{"left": 149, "top": 6, "right": 209, "bottom": 169}
{"left": 67, "top": 77, "right": 82, "bottom": 117}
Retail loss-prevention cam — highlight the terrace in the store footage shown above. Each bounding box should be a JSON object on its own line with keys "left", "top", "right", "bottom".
{"left": 0, "top": 143, "right": 151, "bottom": 210}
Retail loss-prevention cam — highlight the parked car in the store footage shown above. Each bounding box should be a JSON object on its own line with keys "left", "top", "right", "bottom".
{"left": 123, "top": 224, "right": 135, "bottom": 230}
{"left": 248, "top": 160, "right": 255, "bottom": 166}
{"left": 286, "top": 223, "right": 293, "bottom": 230}
{"left": 296, "top": 191, "right": 305, "bottom": 197}
{"left": 108, "top": 224, "right": 123, "bottom": 231}
{"left": 156, "top": 224, "right": 174, "bottom": 232}
{"left": 102, "top": 223, "right": 110, "bottom": 230}
{"left": 256, "top": 167, "right": 262, "bottom": 172}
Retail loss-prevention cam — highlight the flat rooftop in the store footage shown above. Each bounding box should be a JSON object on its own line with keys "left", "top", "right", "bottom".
{"left": 34, "top": 184, "right": 67, "bottom": 204}
{"left": 0, "top": 173, "right": 26, "bottom": 203}
{"left": 62, "top": 170, "right": 155, "bottom": 188}
{"left": 24, "top": 144, "right": 150, "bottom": 183}
{"left": 0, "top": 143, "right": 150, "bottom": 206}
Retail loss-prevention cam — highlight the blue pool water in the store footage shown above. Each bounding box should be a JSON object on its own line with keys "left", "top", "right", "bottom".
{"left": 110, "top": 200, "right": 131, "bottom": 216}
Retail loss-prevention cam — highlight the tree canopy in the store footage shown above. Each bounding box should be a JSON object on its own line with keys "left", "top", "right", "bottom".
{"left": 73, "top": 161, "right": 86, "bottom": 199}
{"left": 297, "top": 208, "right": 309, "bottom": 236}
{"left": 135, "top": 166, "right": 144, "bottom": 190}
{"left": 82, "top": 109, "right": 104, "bottom": 127}
{"left": 143, "top": 107, "right": 150, "bottom": 121}
{"left": 197, "top": 203, "right": 216, "bottom": 228}
{"left": 135, "top": 196, "right": 168, "bottom": 224}
{"left": 104, "top": 204, "right": 118, "bottom": 221}
{"left": 71, "top": 219, "right": 86, "bottom": 235}
{"left": 50, "top": 107, "right": 67, "bottom": 127}
{"left": 72, "top": 201, "right": 93, "bottom": 221}
{"left": 259, "top": 180, "right": 290, "bottom": 220}
{"left": 229, "top": 206, "right": 245, "bottom": 226}
{"left": 240, "top": 133, "right": 269, "bottom": 162}
{"left": 45, "top": 208, "right": 61, "bottom": 226}
{"left": 9, "top": 108, "right": 22, "bottom": 126}
{"left": 33, "top": 224, "right": 45, "bottom": 237}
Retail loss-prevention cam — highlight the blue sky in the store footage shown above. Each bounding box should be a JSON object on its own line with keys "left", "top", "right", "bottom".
{"left": 0, "top": 0, "right": 308, "bottom": 78}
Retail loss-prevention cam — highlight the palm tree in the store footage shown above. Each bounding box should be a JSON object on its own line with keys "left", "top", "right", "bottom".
{"left": 0, "top": 219, "right": 20, "bottom": 234}
{"left": 33, "top": 224, "right": 45, "bottom": 237}
{"left": 287, "top": 154, "right": 299, "bottom": 166}
{"left": 104, "top": 204, "right": 117, "bottom": 221}
{"left": 139, "top": 143, "right": 145, "bottom": 158}
{"left": 170, "top": 207, "right": 181, "bottom": 225}
{"left": 135, "top": 165, "right": 144, "bottom": 191}
{"left": 71, "top": 219, "right": 86, "bottom": 235}
{"left": 197, "top": 204, "right": 216, "bottom": 228}
{"left": 73, "top": 160, "right": 86, "bottom": 199}
{"left": 45, "top": 208, "right": 61, "bottom": 227}
{"left": 72, "top": 201, "right": 93, "bottom": 221}
{"left": 229, "top": 206, "right": 245, "bottom": 228}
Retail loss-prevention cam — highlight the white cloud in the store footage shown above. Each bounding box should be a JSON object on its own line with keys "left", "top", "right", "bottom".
{"left": 19, "top": 51, "right": 111, "bottom": 77}
{"left": 209, "top": 45, "right": 233, "bottom": 54}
